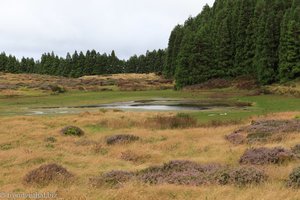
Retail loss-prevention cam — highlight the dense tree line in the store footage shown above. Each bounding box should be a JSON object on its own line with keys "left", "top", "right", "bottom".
{"left": 0, "top": 0, "right": 299, "bottom": 87}
{"left": 0, "top": 49, "right": 166, "bottom": 78}
{"left": 164, "top": 0, "right": 300, "bottom": 88}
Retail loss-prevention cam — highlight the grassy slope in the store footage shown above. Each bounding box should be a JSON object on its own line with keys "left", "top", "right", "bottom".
{"left": 1, "top": 76, "right": 300, "bottom": 199}
{"left": 1, "top": 111, "right": 300, "bottom": 200}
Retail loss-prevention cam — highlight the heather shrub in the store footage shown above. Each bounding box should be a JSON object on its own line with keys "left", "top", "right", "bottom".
{"left": 136, "top": 160, "right": 224, "bottom": 186}
{"left": 246, "top": 132, "right": 273, "bottom": 143}
{"left": 226, "top": 120, "right": 300, "bottom": 144}
{"left": 60, "top": 126, "right": 84, "bottom": 137}
{"left": 49, "top": 84, "right": 66, "bottom": 94}
{"left": 94, "top": 160, "right": 268, "bottom": 187}
{"left": 229, "top": 166, "right": 267, "bottom": 186}
{"left": 120, "top": 150, "right": 151, "bottom": 164}
{"left": 239, "top": 147, "right": 295, "bottom": 165}
{"left": 291, "top": 144, "right": 300, "bottom": 156}
{"left": 287, "top": 167, "right": 300, "bottom": 188}
{"left": 225, "top": 131, "right": 245, "bottom": 145}
{"left": 147, "top": 113, "right": 197, "bottom": 129}
{"left": 246, "top": 120, "right": 300, "bottom": 134}
{"left": 90, "top": 170, "right": 134, "bottom": 188}
{"left": 44, "top": 136, "right": 57, "bottom": 143}
{"left": 106, "top": 134, "right": 140, "bottom": 145}
{"left": 24, "top": 164, "right": 74, "bottom": 186}
{"left": 74, "top": 139, "right": 98, "bottom": 146}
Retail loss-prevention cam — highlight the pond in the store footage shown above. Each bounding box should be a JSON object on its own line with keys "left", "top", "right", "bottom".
{"left": 24, "top": 99, "right": 249, "bottom": 116}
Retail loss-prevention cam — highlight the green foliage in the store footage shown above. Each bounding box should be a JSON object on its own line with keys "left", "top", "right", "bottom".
{"left": 0, "top": 0, "right": 299, "bottom": 87}
{"left": 166, "top": 0, "right": 299, "bottom": 88}
{"left": 126, "top": 49, "right": 166, "bottom": 74}
{"left": 61, "top": 126, "right": 84, "bottom": 137}
{"left": 287, "top": 167, "right": 300, "bottom": 187}
{"left": 279, "top": 0, "right": 300, "bottom": 82}
{"left": 0, "top": 49, "right": 166, "bottom": 77}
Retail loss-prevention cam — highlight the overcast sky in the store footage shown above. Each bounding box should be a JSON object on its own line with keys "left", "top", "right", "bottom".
{"left": 0, "top": 0, "right": 214, "bottom": 60}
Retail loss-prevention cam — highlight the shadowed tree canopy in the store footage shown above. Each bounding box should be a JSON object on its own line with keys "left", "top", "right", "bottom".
{"left": 164, "top": 0, "right": 299, "bottom": 88}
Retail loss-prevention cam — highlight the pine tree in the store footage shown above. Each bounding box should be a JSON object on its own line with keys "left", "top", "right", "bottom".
{"left": 164, "top": 25, "right": 184, "bottom": 78}
{"left": 0, "top": 53, "right": 8, "bottom": 71}
{"left": 279, "top": 0, "right": 300, "bottom": 81}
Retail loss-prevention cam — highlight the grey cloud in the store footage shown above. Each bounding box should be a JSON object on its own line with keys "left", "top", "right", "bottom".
{"left": 0, "top": 0, "right": 215, "bottom": 60}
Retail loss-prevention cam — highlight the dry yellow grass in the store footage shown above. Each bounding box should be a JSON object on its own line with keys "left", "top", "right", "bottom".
{"left": 0, "top": 111, "right": 300, "bottom": 199}
{"left": 80, "top": 73, "right": 160, "bottom": 80}
{"left": 0, "top": 72, "right": 173, "bottom": 92}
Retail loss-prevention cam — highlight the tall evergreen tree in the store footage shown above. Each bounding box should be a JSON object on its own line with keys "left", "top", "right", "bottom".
{"left": 279, "top": 0, "right": 300, "bottom": 81}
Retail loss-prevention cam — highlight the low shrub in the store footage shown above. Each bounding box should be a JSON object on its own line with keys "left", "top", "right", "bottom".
{"left": 74, "top": 139, "right": 98, "bottom": 146}
{"left": 184, "top": 79, "right": 231, "bottom": 90}
{"left": 226, "top": 119, "right": 300, "bottom": 144}
{"left": 120, "top": 150, "right": 150, "bottom": 164}
{"left": 24, "top": 164, "right": 74, "bottom": 186}
{"left": 287, "top": 167, "right": 300, "bottom": 188}
{"left": 92, "top": 143, "right": 108, "bottom": 155}
{"left": 146, "top": 113, "right": 197, "bottom": 129}
{"left": 291, "top": 144, "right": 300, "bottom": 156}
{"left": 247, "top": 120, "right": 300, "bottom": 135}
{"left": 90, "top": 170, "right": 134, "bottom": 188}
{"left": 239, "top": 147, "right": 295, "bottom": 165}
{"left": 234, "top": 79, "right": 259, "bottom": 90}
{"left": 44, "top": 137, "right": 57, "bottom": 143}
{"left": 205, "top": 119, "right": 242, "bottom": 128}
{"left": 246, "top": 132, "right": 273, "bottom": 143}
{"left": 229, "top": 166, "right": 267, "bottom": 186}
{"left": 60, "top": 126, "right": 84, "bottom": 137}
{"left": 49, "top": 84, "right": 66, "bottom": 94}
{"left": 94, "top": 160, "right": 268, "bottom": 187}
{"left": 136, "top": 160, "right": 224, "bottom": 186}
{"left": 225, "top": 131, "right": 245, "bottom": 145}
{"left": 106, "top": 134, "right": 140, "bottom": 145}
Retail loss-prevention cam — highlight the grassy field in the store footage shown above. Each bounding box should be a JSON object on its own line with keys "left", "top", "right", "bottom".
{"left": 0, "top": 88, "right": 299, "bottom": 122}
{"left": 0, "top": 73, "right": 300, "bottom": 200}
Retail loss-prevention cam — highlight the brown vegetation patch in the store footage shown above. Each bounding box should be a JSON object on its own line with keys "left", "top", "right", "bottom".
{"left": 117, "top": 76, "right": 173, "bottom": 91}
{"left": 263, "top": 85, "right": 300, "bottom": 98}
{"left": 106, "top": 134, "right": 140, "bottom": 145}
{"left": 24, "top": 164, "right": 74, "bottom": 186}
{"left": 120, "top": 150, "right": 151, "bottom": 164}
{"left": 136, "top": 160, "right": 224, "bottom": 186}
{"left": 44, "top": 136, "right": 57, "bottom": 143}
{"left": 287, "top": 167, "right": 300, "bottom": 188}
{"left": 92, "top": 143, "right": 109, "bottom": 155}
{"left": 90, "top": 170, "right": 134, "bottom": 188}
{"left": 184, "top": 79, "right": 231, "bottom": 90}
{"left": 239, "top": 147, "right": 295, "bottom": 165}
{"left": 146, "top": 113, "right": 197, "bottom": 129}
{"left": 184, "top": 77, "right": 259, "bottom": 91}
{"left": 94, "top": 160, "right": 267, "bottom": 187}
{"left": 226, "top": 119, "right": 300, "bottom": 144}
{"left": 228, "top": 166, "right": 267, "bottom": 186}
{"left": 245, "top": 120, "right": 300, "bottom": 134}
{"left": 233, "top": 77, "right": 259, "bottom": 90}
{"left": 74, "top": 139, "right": 98, "bottom": 146}
{"left": 60, "top": 126, "right": 85, "bottom": 137}
{"left": 1, "top": 72, "right": 173, "bottom": 92}
{"left": 203, "top": 119, "right": 243, "bottom": 128}
{"left": 225, "top": 131, "right": 245, "bottom": 145}
{"left": 291, "top": 144, "right": 300, "bottom": 157}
